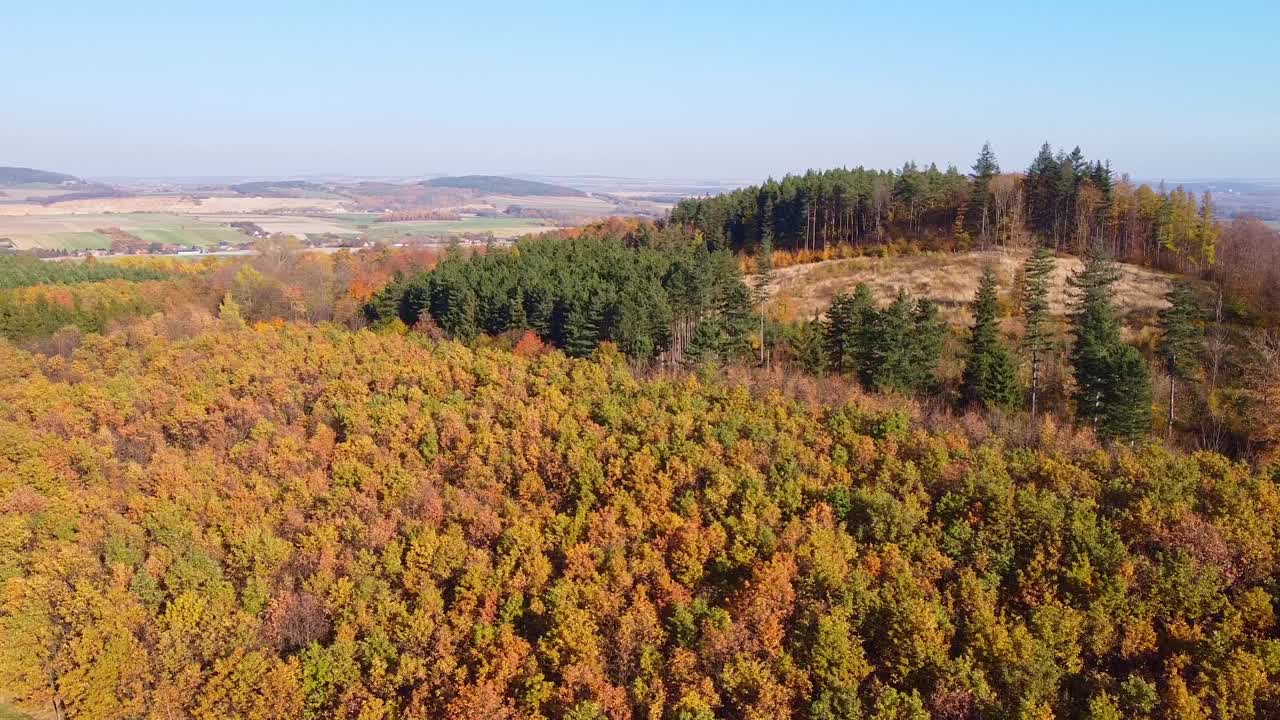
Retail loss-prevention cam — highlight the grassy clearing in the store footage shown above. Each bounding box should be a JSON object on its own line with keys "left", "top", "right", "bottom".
{"left": 764, "top": 249, "right": 1180, "bottom": 331}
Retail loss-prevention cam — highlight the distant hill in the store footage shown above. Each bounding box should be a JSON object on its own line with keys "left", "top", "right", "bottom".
{"left": 0, "top": 166, "right": 81, "bottom": 186}
{"left": 423, "top": 175, "right": 586, "bottom": 197}
{"left": 230, "top": 180, "right": 328, "bottom": 197}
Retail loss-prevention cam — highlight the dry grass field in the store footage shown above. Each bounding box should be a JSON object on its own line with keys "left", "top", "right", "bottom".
{"left": 764, "top": 250, "right": 1179, "bottom": 330}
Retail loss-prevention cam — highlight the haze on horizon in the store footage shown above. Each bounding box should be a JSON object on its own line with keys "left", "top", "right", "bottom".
{"left": 6, "top": 0, "right": 1279, "bottom": 182}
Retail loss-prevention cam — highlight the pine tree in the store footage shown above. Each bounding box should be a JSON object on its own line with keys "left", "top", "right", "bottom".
{"left": 563, "top": 295, "right": 603, "bottom": 358}
{"left": 963, "top": 267, "right": 1021, "bottom": 409}
{"left": 1158, "top": 283, "right": 1203, "bottom": 438}
{"left": 1021, "top": 245, "right": 1056, "bottom": 417}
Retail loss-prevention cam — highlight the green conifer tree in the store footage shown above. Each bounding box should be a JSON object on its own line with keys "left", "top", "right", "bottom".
{"left": 908, "top": 297, "right": 947, "bottom": 390}
{"left": 1069, "top": 239, "right": 1152, "bottom": 440}
{"left": 864, "top": 291, "right": 920, "bottom": 392}
{"left": 563, "top": 296, "right": 604, "bottom": 358}
{"left": 963, "top": 267, "right": 1021, "bottom": 409}
{"left": 1157, "top": 283, "right": 1203, "bottom": 437}
{"left": 1069, "top": 240, "right": 1123, "bottom": 424}
{"left": 823, "top": 289, "right": 866, "bottom": 375}
{"left": 788, "top": 318, "right": 828, "bottom": 375}
{"left": 1022, "top": 245, "right": 1056, "bottom": 416}
{"left": 1100, "top": 345, "right": 1153, "bottom": 441}
{"left": 756, "top": 236, "right": 775, "bottom": 366}
{"left": 967, "top": 142, "right": 1000, "bottom": 245}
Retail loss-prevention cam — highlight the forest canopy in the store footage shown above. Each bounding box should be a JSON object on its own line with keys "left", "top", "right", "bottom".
{"left": 2, "top": 325, "right": 1279, "bottom": 719}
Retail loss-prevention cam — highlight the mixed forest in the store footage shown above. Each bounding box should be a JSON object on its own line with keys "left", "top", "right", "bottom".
{"left": 3, "top": 142, "right": 1280, "bottom": 720}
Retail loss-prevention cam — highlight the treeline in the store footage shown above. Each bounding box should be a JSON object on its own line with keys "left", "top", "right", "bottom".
{"left": 0, "top": 279, "right": 203, "bottom": 343}
{"left": 670, "top": 142, "right": 1222, "bottom": 274}
{"left": 3, "top": 324, "right": 1279, "bottom": 719}
{"left": 364, "top": 225, "right": 756, "bottom": 365}
{"left": 0, "top": 254, "right": 174, "bottom": 289}
{"left": 0, "top": 239, "right": 450, "bottom": 344}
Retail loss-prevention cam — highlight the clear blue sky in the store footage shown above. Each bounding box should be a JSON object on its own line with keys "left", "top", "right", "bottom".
{"left": 6, "top": 1, "right": 1278, "bottom": 181}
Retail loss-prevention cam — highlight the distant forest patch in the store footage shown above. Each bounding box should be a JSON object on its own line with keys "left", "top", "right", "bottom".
{"left": 230, "top": 180, "right": 329, "bottom": 197}
{"left": 0, "top": 166, "right": 80, "bottom": 186}
{"left": 423, "top": 175, "right": 587, "bottom": 197}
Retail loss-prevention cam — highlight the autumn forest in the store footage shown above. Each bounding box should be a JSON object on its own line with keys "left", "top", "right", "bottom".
{"left": 3, "top": 142, "right": 1280, "bottom": 720}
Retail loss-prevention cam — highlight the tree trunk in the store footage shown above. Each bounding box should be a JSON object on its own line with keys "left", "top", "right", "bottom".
{"left": 1030, "top": 352, "right": 1040, "bottom": 418}
{"left": 759, "top": 299, "right": 766, "bottom": 366}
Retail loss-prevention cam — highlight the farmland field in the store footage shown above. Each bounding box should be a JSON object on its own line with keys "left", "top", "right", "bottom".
{"left": 0, "top": 211, "right": 560, "bottom": 250}
{"left": 0, "top": 213, "right": 246, "bottom": 250}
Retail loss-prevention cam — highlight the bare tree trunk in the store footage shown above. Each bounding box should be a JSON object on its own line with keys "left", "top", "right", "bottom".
{"left": 1168, "top": 375, "right": 1176, "bottom": 440}
{"left": 1030, "top": 350, "right": 1041, "bottom": 419}
{"left": 50, "top": 676, "right": 65, "bottom": 720}
{"left": 1201, "top": 289, "right": 1225, "bottom": 450}
{"left": 759, "top": 299, "right": 766, "bottom": 366}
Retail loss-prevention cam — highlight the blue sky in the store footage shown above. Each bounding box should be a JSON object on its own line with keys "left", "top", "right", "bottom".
{"left": 5, "top": 1, "right": 1278, "bottom": 180}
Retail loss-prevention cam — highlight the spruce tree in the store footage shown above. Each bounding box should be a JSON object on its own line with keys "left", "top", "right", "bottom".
{"left": 865, "top": 290, "right": 916, "bottom": 392}
{"left": 1068, "top": 239, "right": 1152, "bottom": 440}
{"left": 1069, "top": 240, "right": 1123, "bottom": 425}
{"left": 756, "top": 236, "right": 775, "bottom": 366}
{"left": 967, "top": 142, "right": 1000, "bottom": 246}
{"left": 1022, "top": 245, "right": 1056, "bottom": 417}
{"left": 788, "top": 319, "right": 828, "bottom": 375}
{"left": 683, "top": 318, "right": 725, "bottom": 367}
{"left": 963, "top": 267, "right": 1021, "bottom": 409}
{"left": 823, "top": 287, "right": 871, "bottom": 375}
{"left": 1024, "top": 142, "right": 1060, "bottom": 238}
{"left": 908, "top": 297, "right": 947, "bottom": 391}
{"left": 858, "top": 291, "right": 944, "bottom": 393}
{"left": 1101, "top": 345, "right": 1153, "bottom": 441}
{"left": 1157, "top": 283, "right": 1203, "bottom": 437}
